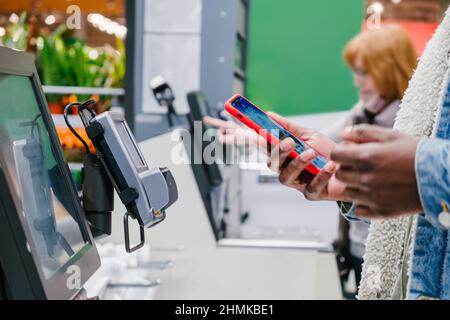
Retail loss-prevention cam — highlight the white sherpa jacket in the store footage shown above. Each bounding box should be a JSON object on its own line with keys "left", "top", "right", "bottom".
{"left": 358, "top": 7, "right": 450, "bottom": 300}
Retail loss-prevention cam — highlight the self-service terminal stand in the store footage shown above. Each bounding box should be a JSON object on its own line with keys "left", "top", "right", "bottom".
{"left": 0, "top": 47, "right": 179, "bottom": 300}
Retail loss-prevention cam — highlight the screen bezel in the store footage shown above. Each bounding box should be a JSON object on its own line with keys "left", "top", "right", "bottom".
{"left": 187, "top": 91, "right": 223, "bottom": 185}
{"left": 0, "top": 47, "right": 100, "bottom": 300}
{"left": 186, "top": 91, "right": 225, "bottom": 240}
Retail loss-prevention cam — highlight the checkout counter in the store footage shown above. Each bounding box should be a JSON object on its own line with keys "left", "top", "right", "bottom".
{"left": 101, "top": 129, "right": 342, "bottom": 300}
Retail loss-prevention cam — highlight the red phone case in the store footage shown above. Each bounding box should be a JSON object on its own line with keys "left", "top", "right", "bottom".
{"left": 224, "top": 94, "right": 321, "bottom": 176}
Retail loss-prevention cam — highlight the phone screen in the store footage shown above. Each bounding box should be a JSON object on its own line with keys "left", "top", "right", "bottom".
{"left": 231, "top": 96, "right": 327, "bottom": 169}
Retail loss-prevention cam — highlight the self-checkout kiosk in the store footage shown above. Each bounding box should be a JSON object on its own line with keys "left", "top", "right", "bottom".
{"left": 0, "top": 47, "right": 178, "bottom": 300}
{"left": 0, "top": 47, "right": 101, "bottom": 300}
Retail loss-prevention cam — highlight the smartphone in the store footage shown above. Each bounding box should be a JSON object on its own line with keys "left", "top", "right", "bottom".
{"left": 224, "top": 94, "right": 328, "bottom": 176}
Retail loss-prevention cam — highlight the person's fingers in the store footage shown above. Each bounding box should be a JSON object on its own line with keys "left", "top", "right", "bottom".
{"left": 268, "top": 138, "right": 296, "bottom": 172}
{"left": 341, "top": 124, "right": 398, "bottom": 144}
{"left": 256, "top": 137, "right": 273, "bottom": 157}
{"left": 267, "top": 112, "right": 310, "bottom": 138}
{"left": 252, "top": 132, "right": 274, "bottom": 156}
{"left": 334, "top": 167, "right": 372, "bottom": 190}
{"left": 203, "top": 116, "right": 237, "bottom": 130}
{"left": 278, "top": 149, "right": 316, "bottom": 185}
{"left": 340, "top": 187, "right": 373, "bottom": 207}
{"left": 254, "top": 134, "right": 267, "bottom": 151}
{"left": 331, "top": 144, "right": 375, "bottom": 170}
{"left": 304, "top": 161, "right": 336, "bottom": 199}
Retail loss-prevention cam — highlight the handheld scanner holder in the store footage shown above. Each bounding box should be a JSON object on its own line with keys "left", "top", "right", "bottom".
{"left": 77, "top": 104, "right": 178, "bottom": 252}
{"left": 150, "top": 75, "right": 176, "bottom": 109}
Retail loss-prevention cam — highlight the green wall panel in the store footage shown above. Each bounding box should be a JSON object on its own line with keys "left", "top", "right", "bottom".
{"left": 246, "top": 0, "right": 364, "bottom": 116}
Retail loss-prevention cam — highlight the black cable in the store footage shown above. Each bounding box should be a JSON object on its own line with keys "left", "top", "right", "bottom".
{"left": 78, "top": 99, "right": 97, "bottom": 117}
{"left": 64, "top": 102, "right": 92, "bottom": 155}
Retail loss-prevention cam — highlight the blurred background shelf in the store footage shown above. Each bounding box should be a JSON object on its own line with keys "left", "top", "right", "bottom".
{"left": 43, "top": 86, "right": 125, "bottom": 96}
{"left": 52, "top": 114, "right": 83, "bottom": 127}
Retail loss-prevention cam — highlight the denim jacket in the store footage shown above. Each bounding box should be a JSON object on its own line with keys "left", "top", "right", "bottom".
{"left": 341, "top": 80, "right": 450, "bottom": 300}
{"left": 409, "top": 85, "right": 450, "bottom": 300}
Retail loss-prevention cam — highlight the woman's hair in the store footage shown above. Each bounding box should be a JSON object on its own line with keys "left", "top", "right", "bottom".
{"left": 344, "top": 24, "right": 418, "bottom": 103}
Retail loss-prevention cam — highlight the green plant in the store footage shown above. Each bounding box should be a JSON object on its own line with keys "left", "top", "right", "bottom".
{"left": 1, "top": 13, "right": 126, "bottom": 109}
{"left": 38, "top": 25, "right": 126, "bottom": 104}
{"left": 111, "top": 37, "right": 126, "bottom": 88}
{"left": 0, "top": 12, "right": 30, "bottom": 51}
